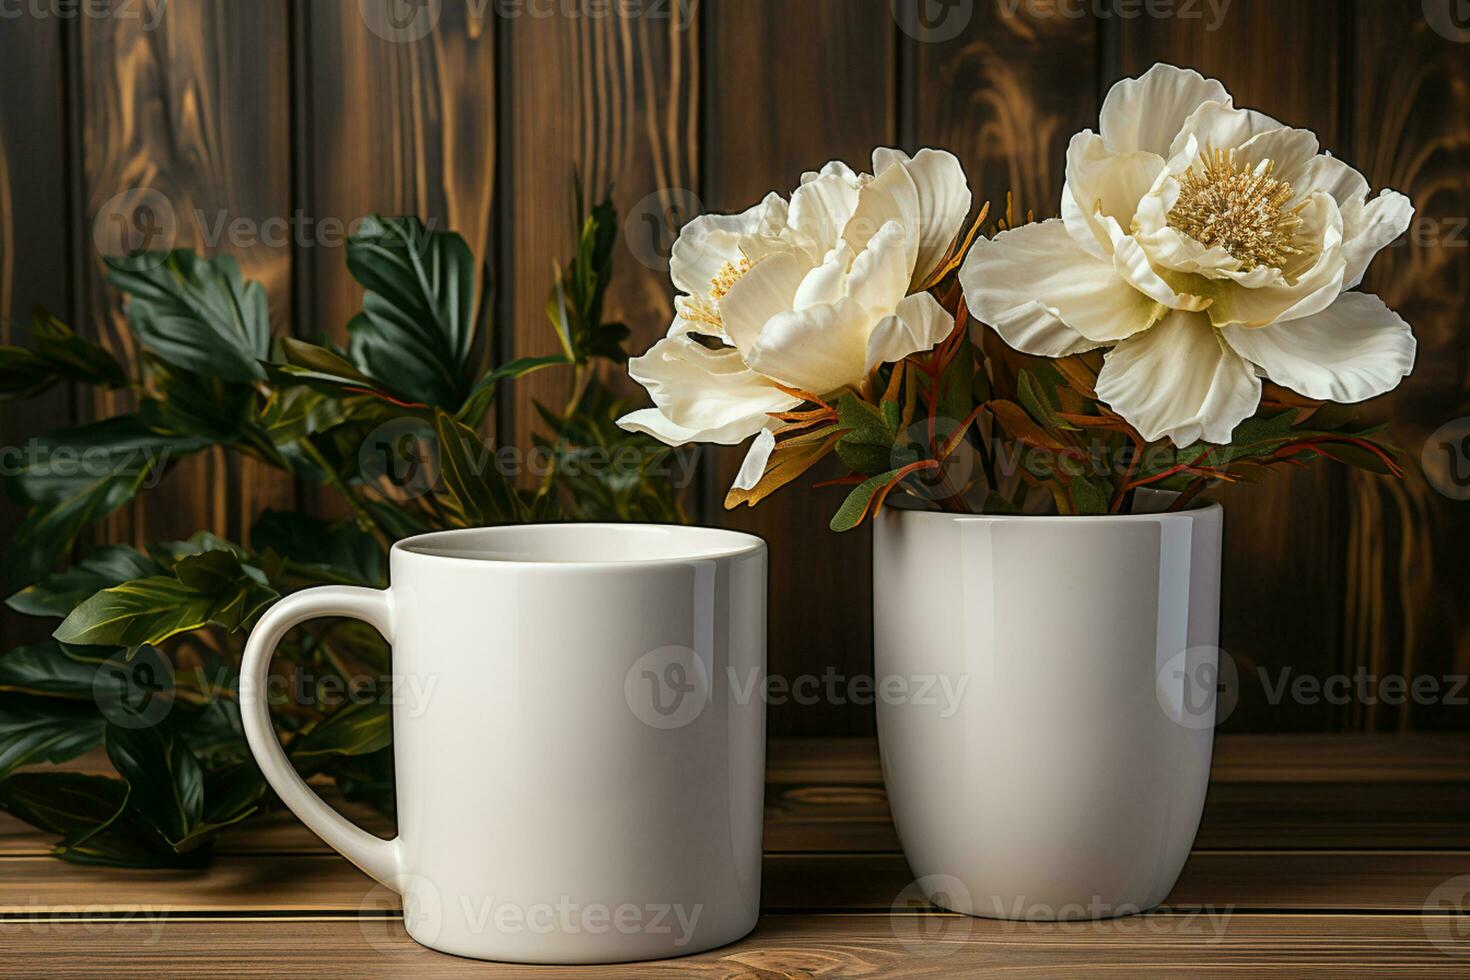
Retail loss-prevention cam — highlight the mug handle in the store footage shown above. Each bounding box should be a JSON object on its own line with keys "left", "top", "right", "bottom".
{"left": 240, "top": 585, "right": 401, "bottom": 886}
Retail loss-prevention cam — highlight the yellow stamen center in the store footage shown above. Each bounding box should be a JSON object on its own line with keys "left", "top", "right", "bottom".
{"left": 682, "top": 258, "right": 752, "bottom": 330}
{"left": 1166, "top": 148, "right": 1310, "bottom": 272}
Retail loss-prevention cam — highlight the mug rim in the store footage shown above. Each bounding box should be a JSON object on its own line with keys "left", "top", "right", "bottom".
{"left": 390, "top": 522, "right": 767, "bottom": 569}
{"left": 881, "top": 498, "right": 1222, "bottom": 525}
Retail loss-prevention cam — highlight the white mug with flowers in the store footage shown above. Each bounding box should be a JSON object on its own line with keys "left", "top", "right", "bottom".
{"left": 619, "top": 63, "right": 1417, "bottom": 922}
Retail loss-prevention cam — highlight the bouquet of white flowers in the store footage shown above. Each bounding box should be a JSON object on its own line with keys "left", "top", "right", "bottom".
{"left": 620, "top": 64, "right": 1415, "bottom": 529}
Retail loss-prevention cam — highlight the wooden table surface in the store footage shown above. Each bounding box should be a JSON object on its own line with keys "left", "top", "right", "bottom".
{"left": 2, "top": 734, "right": 1468, "bottom": 976}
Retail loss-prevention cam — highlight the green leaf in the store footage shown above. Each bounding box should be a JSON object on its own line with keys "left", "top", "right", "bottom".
{"left": 290, "top": 700, "right": 392, "bottom": 773}
{"left": 105, "top": 251, "right": 270, "bottom": 383}
{"left": 0, "top": 770, "right": 199, "bottom": 868}
{"left": 0, "top": 311, "right": 128, "bottom": 399}
{"left": 830, "top": 468, "right": 905, "bottom": 533}
{"left": 139, "top": 359, "right": 254, "bottom": 444}
{"left": 346, "top": 216, "right": 477, "bottom": 407}
{"left": 936, "top": 341, "right": 975, "bottom": 428}
{"left": 0, "top": 771, "right": 128, "bottom": 835}
{"left": 0, "top": 694, "right": 106, "bottom": 781}
{"left": 250, "top": 510, "right": 384, "bottom": 587}
{"left": 980, "top": 491, "right": 1019, "bottom": 515}
{"left": 328, "top": 745, "right": 395, "bottom": 815}
{"left": 456, "top": 355, "right": 569, "bottom": 426}
{"left": 3, "top": 415, "right": 209, "bottom": 588}
{"left": 836, "top": 393, "right": 898, "bottom": 477}
{"left": 545, "top": 192, "right": 626, "bottom": 364}
{"left": 0, "top": 643, "right": 114, "bottom": 700}
{"left": 1016, "top": 368, "right": 1067, "bottom": 435}
{"left": 7, "top": 545, "right": 160, "bottom": 618}
{"left": 53, "top": 551, "right": 277, "bottom": 648}
{"left": 431, "top": 409, "right": 526, "bottom": 526}
{"left": 1067, "top": 476, "right": 1112, "bottom": 515}
{"left": 105, "top": 722, "right": 204, "bottom": 846}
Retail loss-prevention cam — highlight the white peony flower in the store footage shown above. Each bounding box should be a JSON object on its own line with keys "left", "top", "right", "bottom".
{"left": 960, "top": 63, "right": 1416, "bottom": 446}
{"left": 619, "top": 148, "right": 971, "bottom": 489}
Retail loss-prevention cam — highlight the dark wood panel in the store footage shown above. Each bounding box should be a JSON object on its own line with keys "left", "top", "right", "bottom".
{"left": 503, "top": 2, "right": 699, "bottom": 459}
{"left": 1114, "top": 0, "right": 1351, "bottom": 732}
{"left": 302, "top": 1, "right": 497, "bottom": 349}
{"left": 704, "top": 0, "right": 895, "bottom": 736}
{"left": 0, "top": 914, "right": 1462, "bottom": 978}
{"left": 1344, "top": 3, "right": 1470, "bottom": 732}
{"left": 76, "top": 0, "right": 295, "bottom": 545}
{"left": 913, "top": 0, "right": 1097, "bottom": 217}
{"left": 0, "top": 13, "right": 72, "bottom": 650}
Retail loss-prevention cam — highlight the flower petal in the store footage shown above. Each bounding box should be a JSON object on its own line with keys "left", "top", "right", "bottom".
{"left": 1061, "top": 130, "right": 1166, "bottom": 258}
{"left": 792, "top": 241, "right": 854, "bottom": 311}
{"left": 732, "top": 429, "right": 777, "bottom": 492}
{"left": 627, "top": 328, "right": 798, "bottom": 439}
{"left": 1095, "top": 310, "right": 1262, "bottom": 446}
{"left": 1220, "top": 292, "right": 1415, "bottom": 403}
{"left": 788, "top": 170, "right": 861, "bottom": 262}
{"left": 846, "top": 220, "right": 910, "bottom": 319}
{"left": 746, "top": 296, "right": 872, "bottom": 394}
{"left": 1203, "top": 192, "right": 1346, "bottom": 327}
{"left": 1341, "top": 189, "right": 1413, "bottom": 291}
{"left": 670, "top": 193, "right": 788, "bottom": 297}
{"left": 719, "top": 248, "right": 813, "bottom": 354}
{"left": 866, "top": 292, "right": 955, "bottom": 373}
{"left": 959, "top": 219, "right": 1158, "bottom": 353}
{"left": 882, "top": 147, "right": 972, "bottom": 288}
{"left": 617, "top": 408, "right": 700, "bottom": 445}
{"left": 1232, "top": 126, "right": 1322, "bottom": 185}
{"left": 843, "top": 160, "right": 921, "bottom": 279}
{"left": 1100, "top": 64, "right": 1232, "bottom": 156}
{"left": 1292, "top": 153, "right": 1370, "bottom": 210}
{"left": 1167, "top": 100, "right": 1288, "bottom": 162}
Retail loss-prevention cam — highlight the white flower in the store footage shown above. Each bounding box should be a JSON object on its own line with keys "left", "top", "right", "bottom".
{"left": 960, "top": 63, "right": 1416, "bottom": 446}
{"left": 619, "top": 148, "right": 971, "bottom": 489}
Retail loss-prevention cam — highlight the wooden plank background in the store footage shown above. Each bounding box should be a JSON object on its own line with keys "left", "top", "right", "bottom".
{"left": 0, "top": 0, "right": 1467, "bottom": 735}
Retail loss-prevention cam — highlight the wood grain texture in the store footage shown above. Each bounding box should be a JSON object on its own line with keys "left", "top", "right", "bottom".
{"left": 76, "top": 0, "right": 295, "bottom": 545}
{"left": 9, "top": 734, "right": 1469, "bottom": 856}
{"left": 503, "top": 0, "right": 700, "bottom": 459}
{"left": 302, "top": 1, "right": 497, "bottom": 348}
{"left": 704, "top": 0, "right": 895, "bottom": 736}
{"left": 1343, "top": 3, "right": 1470, "bottom": 732}
{"left": 913, "top": 0, "right": 1097, "bottom": 217}
{"left": 0, "top": 736, "right": 1467, "bottom": 973}
{"left": 0, "top": 849, "right": 1465, "bottom": 916}
{"left": 0, "top": 914, "right": 1464, "bottom": 978}
{"left": 1113, "top": 0, "right": 1352, "bottom": 732}
{"left": 0, "top": 13, "right": 72, "bottom": 650}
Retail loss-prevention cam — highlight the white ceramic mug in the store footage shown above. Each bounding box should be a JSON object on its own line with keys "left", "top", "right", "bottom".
{"left": 240, "top": 523, "right": 767, "bottom": 963}
{"left": 873, "top": 497, "right": 1223, "bottom": 920}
